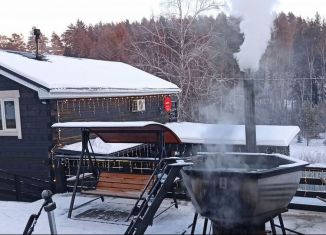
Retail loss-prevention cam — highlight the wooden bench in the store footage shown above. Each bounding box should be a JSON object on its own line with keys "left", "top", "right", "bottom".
{"left": 82, "top": 172, "right": 154, "bottom": 199}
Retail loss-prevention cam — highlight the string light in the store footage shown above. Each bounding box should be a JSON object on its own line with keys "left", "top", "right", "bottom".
{"left": 102, "top": 98, "right": 105, "bottom": 111}
{"left": 78, "top": 99, "right": 81, "bottom": 116}
{"left": 66, "top": 99, "right": 69, "bottom": 110}
{"left": 56, "top": 100, "right": 61, "bottom": 141}
{"left": 148, "top": 96, "right": 151, "bottom": 110}
{"left": 88, "top": 98, "right": 91, "bottom": 111}
{"left": 72, "top": 99, "right": 76, "bottom": 112}
{"left": 61, "top": 100, "right": 64, "bottom": 112}
{"left": 96, "top": 98, "right": 100, "bottom": 107}
{"left": 54, "top": 95, "right": 176, "bottom": 126}
{"left": 92, "top": 99, "right": 96, "bottom": 115}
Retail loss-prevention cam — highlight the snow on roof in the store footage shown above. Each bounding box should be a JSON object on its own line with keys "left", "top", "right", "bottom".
{"left": 61, "top": 137, "right": 141, "bottom": 155}
{"left": 52, "top": 121, "right": 163, "bottom": 128}
{"left": 165, "top": 122, "right": 300, "bottom": 147}
{"left": 0, "top": 50, "right": 180, "bottom": 99}
{"left": 52, "top": 121, "right": 182, "bottom": 144}
{"left": 53, "top": 121, "right": 300, "bottom": 147}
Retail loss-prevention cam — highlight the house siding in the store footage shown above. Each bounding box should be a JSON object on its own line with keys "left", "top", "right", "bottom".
{"left": 51, "top": 95, "right": 178, "bottom": 145}
{"left": 0, "top": 75, "right": 52, "bottom": 179}
{"left": 0, "top": 74, "right": 178, "bottom": 181}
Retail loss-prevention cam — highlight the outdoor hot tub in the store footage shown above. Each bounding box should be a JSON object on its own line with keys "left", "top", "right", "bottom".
{"left": 181, "top": 153, "right": 308, "bottom": 231}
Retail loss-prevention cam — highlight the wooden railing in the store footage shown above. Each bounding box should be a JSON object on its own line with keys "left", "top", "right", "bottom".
{"left": 0, "top": 169, "right": 53, "bottom": 202}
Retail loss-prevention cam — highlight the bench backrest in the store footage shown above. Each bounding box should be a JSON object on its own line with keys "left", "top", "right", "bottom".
{"left": 96, "top": 172, "right": 153, "bottom": 193}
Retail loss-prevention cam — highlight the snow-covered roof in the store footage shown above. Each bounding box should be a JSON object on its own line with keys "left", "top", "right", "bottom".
{"left": 165, "top": 122, "right": 300, "bottom": 147}
{"left": 0, "top": 50, "right": 180, "bottom": 99}
{"left": 52, "top": 121, "right": 163, "bottom": 128}
{"left": 52, "top": 121, "right": 182, "bottom": 144}
{"left": 53, "top": 121, "right": 300, "bottom": 147}
{"left": 60, "top": 137, "right": 141, "bottom": 155}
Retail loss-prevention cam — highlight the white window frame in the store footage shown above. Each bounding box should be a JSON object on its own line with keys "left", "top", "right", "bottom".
{"left": 0, "top": 90, "right": 22, "bottom": 139}
{"left": 131, "top": 99, "right": 146, "bottom": 112}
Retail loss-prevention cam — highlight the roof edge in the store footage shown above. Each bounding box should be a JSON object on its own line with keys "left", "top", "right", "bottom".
{"left": 0, "top": 66, "right": 49, "bottom": 91}
{"left": 1, "top": 66, "right": 180, "bottom": 100}
{"left": 39, "top": 89, "right": 180, "bottom": 99}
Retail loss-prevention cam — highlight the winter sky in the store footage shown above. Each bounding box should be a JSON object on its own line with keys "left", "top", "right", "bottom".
{"left": 0, "top": 0, "right": 325, "bottom": 38}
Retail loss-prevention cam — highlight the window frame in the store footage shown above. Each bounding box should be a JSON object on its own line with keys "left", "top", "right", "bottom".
{"left": 0, "top": 90, "right": 22, "bottom": 139}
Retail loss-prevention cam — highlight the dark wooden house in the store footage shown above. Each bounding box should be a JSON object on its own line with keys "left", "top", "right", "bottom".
{"left": 0, "top": 50, "right": 179, "bottom": 183}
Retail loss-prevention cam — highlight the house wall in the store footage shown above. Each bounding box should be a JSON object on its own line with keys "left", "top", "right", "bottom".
{"left": 0, "top": 73, "right": 178, "bottom": 181}
{"left": 51, "top": 95, "right": 178, "bottom": 145}
{"left": 0, "top": 75, "right": 52, "bottom": 179}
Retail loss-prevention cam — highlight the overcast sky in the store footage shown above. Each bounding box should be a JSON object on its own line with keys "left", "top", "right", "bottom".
{"left": 0, "top": 0, "right": 325, "bottom": 39}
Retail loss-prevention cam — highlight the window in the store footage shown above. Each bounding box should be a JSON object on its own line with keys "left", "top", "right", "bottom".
{"left": 0, "top": 90, "right": 22, "bottom": 139}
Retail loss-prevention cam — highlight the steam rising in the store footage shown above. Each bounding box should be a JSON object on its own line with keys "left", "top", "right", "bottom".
{"left": 230, "top": 0, "right": 278, "bottom": 71}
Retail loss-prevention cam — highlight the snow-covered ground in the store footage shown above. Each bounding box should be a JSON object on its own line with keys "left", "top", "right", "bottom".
{"left": 0, "top": 193, "right": 326, "bottom": 234}
{"left": 0, "top": 194, "right": 199, "bottom": 234}
{"left": 290, "top": 132, "right": 326, "bottom": 165}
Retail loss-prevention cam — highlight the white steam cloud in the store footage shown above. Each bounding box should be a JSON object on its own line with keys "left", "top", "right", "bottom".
{"left": 230, "top": 0, "right": 278, "bottom": 71}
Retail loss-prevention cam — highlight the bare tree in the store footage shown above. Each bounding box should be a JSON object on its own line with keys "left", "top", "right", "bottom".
{"left": 128, "top": 0, "right": 221, "bottom": 121}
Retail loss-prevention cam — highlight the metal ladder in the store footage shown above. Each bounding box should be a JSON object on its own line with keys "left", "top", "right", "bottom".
{"left": 125, "top": 158, "right": 192, "bottom": 235}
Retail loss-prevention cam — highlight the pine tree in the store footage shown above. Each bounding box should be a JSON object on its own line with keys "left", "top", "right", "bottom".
{"left": 49, "top": 32, "right": 64, "bottom": 55}
{"left": 0, "top": 35, "right": 10, "bottom": 49}
{"left": 7, "top": 33, "right": 26, "bottom": 51}
{"left": 299, "top": 101, "right": 319, "bottom": 146}
{"left": 61, "top": 20, "right": 91, "bottom": 57}
{"left": 297, "top": 134, "right": 303, "bottom": 143}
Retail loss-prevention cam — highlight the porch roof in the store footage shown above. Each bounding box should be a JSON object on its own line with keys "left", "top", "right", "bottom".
{"left": 52, "top": 121, "right": 182, "bottom": 144}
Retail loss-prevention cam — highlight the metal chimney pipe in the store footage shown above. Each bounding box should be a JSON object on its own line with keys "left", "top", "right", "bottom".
{"left": 244, "top": 79, "right": 257, "bottom": 152}
{"left": 34, "top": 28, "right": 41, "bottom": 60}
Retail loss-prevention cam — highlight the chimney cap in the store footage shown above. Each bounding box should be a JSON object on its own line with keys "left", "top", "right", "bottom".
{"left": 33, "top": 28, "right": 41, "bottom": 37}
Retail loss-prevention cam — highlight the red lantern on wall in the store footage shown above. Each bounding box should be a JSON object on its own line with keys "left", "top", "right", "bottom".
{"left": 163, "top": 96, "right": 172, "bottom": 112}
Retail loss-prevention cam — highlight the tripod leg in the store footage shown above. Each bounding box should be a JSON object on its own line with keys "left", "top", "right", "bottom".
{"left": 23, "top": 214, "right": 37, "bottom": 235}
{"left": 191, "top": 213, "right": 198, "bottom": 235}
{"left": 203, "top": 218, "right": 208, "bottom": 235}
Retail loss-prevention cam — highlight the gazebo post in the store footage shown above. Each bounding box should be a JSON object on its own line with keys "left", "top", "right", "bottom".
{"left": 157, "top": 130, "right": 166, "bottom": 159}
{"left": 68, "top": 128, "right": 89, "bottom": 218}
{"left": 85, "top": 135, "right": 98, "bottom": 178}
